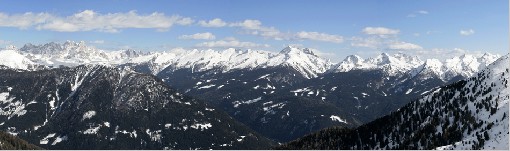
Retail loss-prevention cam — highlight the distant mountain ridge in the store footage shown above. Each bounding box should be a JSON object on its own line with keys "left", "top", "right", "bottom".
{"left": 0, "top": 41, "right": 500, "bottom": 80}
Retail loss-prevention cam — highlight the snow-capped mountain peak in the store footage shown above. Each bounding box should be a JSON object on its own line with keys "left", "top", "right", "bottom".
{"left": 270, "top": 46, "right": 330, "bottom": 78}
{"left": 371, "top": 53, "right": 392, "bottom": 65}
{"left": 330, "top": 55, "right": 364, "bottom": 72}
{"left": 15, "top": 41, "right": 147, "bottom": 67}
{"left": 344, "top": 54, "right": 364, "bottom": 63}
{"left": 279, "top": 46, "right": 317, "bottom": 56}
{"left": 332, "top": 53, "right": 423, "bottom": 75}
{"left": 331, "top": 52, "right": 500, "bottom": 80}
{"left": 128, "top": 46, "right": 330, "bottom": 78}
{"left": 441, "top": 53, "right": 501, "bottom": 80}
{"left": 408, "top": 58, "right": 443, "bottom": 79}
{"left": 0, "top": 49, "right": 36, "bottom": 70}
{"left": 2, "top": 41, "right": 502, "bottom": 81}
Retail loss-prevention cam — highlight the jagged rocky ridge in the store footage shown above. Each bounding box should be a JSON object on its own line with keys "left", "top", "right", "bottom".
{"left": 0, "top": 65, "right": 274, "bottom": 149}
{"left": 276, "top": 54, "right": 509, "bottom": 149}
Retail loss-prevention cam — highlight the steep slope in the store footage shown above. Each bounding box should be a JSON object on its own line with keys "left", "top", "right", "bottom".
{"left": 277, "top": 54, "right": 509, "bottom": 150}
{"left": 0, "top": 49, "right": 40, "bottom": 70}
{"left": 159, "top": 67, "right": 362, "bottom": 142}
{"left": 0, "top": 65, "right": 274, "bottom": 149}
{"left": 0, "top": 131, "right": 43, "bottom": 150}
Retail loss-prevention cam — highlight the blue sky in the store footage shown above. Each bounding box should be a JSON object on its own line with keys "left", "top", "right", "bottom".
{"left": 0, "top": 0, "right": 507, "bottom": 61}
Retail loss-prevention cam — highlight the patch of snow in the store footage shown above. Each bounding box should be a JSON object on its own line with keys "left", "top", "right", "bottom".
{"left": 82, "top": 110, "right": 96, "bottom": 121}
{"left": 103, "top": 122, "right": 110, "bottom": 127}
{"left": 330, "top": 86, "right": 337, "bottom": 91}
{"left": 190, "top": 123, "right": 212, "bottom": 131}
{"left": 256, "top": 74, "right": 271, "bottom": 80}
{"left": 83, "top": 124, "right": 101, "bottom": 134}
{"left": 233, "top": 97, "right": 262, "bottom": 108}
{"left": 40, "top": 133, "right": 56, "bottom": 145}
{"left": 51, "top": 135, "right": 67, "bottom": 145}
{"left": 164, "top": 124, "right": 172, "bottom": 129}
{"left": 198, "top": 84, "right": 215, "bottom": 89}
{"left": 405, "top": 88, "right": 413, "bottom": 94}
{"left": 330, "top": 115, "right": 348, "bottom": 124}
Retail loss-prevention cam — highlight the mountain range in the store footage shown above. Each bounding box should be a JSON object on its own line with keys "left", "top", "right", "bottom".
{"left": 277, "top": 54, "right": 509, "bottom": 149}
{"left": 0, "top": 41, "right": 506, "bottom": 149}
{"left": 1, "top": 41, "right": 500, "bottom": 80}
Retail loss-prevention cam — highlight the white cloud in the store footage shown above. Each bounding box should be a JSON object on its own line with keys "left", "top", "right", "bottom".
{"left": 407, "top": 10, "right": 429, "bottom": 17}
{"left": 178, "top": 32, "right": 216, "bottom": 40}
{"left": 285, "top": 43, "right": 304, "bottom": 48}
{"left": 426, "top": 30, "right": 441, "bottom": 35}
{"left": 350, "top": 36, "right": 382, "bottom": 49}
{"left": 388, "top": 41, "right": 423, "bottom": 50}
{"left": 0, "top": 12, "right": 54, "bottom": 29}
{"left": 350, "top": 35, "right": 423, "bottom": 51}
{"left": 0, "top": 39, "right": 12, "bottom": 47}
{"left": 229, "top": 19, "right": 344, "bottom": 43}
{"left": 229, "top": 19, "right": 287, "bottom": 40}
{"left": 230, "top": 19, "right": 263, "bottom": 30}
{"left": 417, "top": 10, "right": 429, "bottom": 14}
{"left": 362, "top": 27, "right": 400, "bottom": 35}
{"left": 295, "top": 31, "right": 344, "bottom": 43}
{"left": 460, "top": 29, "right": 475, "bottom": 36}
{"left": 452, "top": 48, "right": 467, "bottom": 53}
{"left": 409, "top": 47, "right": 488, "bottom": 60}
{"left": 0, "top": 10, "right": 194, "bottom": 32}
{"left": 198, "top": 18, "right": 227, "bottom": 27}
{"left": 223, "top": 36, "right": 238, "bottom": 41}
{"left": 196, "top": 38, "right": 269, "bottom": 48}
{"left": 89, "top": 40, "right": 105, "bottom": 44}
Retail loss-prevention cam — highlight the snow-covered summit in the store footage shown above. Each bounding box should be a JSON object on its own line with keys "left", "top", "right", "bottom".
{"left": 128, "top": 46, "right": 331, "bottom": 78}
{"left": 0, "top": 49, "right": 36, "bottom": 70}
{"left": 408, "top": 58, "right": 444, "bottom": 79}
{"left": 1, "top": 41, "right": 502, "bottom": 80}
{"left": 16, "top": 41, "right": 145, "bottom": 67}
{"left": 332, "top": 55, "right": 364, "bottom": 72}
{"left": 408, "top": 53, "right": 501, "bottom": 80}
{"left": 331, "top": 53, "right": 424, "bottom": 75}
{"left": 279, "top": 46, "right": 316, "bottom": 56}
{"left": 332, "top": 52, "right": 500, "bottom": 80}
{"left": 269, "top": 46, "right": 331, "bottom": 78}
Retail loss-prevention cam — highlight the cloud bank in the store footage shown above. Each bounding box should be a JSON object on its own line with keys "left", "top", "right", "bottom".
{"left": 0, "top": 10, "right": 194, "bottom": 32}
{"left": 179, "top": 32, "right": 216, "bottom": 40}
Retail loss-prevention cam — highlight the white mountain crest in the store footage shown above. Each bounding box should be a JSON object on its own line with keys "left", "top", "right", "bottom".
{"left": 128, "top": 45, "right": 331, "bottom": 78}
{"left": 0, "top": 41, "right": 502, "bottom": 80}
{"left": 333, "top": 52, "right": 500, "bottom": 80}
